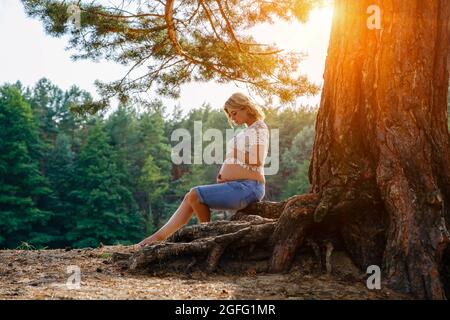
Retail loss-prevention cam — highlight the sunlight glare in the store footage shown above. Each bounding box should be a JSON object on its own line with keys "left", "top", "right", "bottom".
{"left": 250, "top": 3, "right": 334, "bottom": 106}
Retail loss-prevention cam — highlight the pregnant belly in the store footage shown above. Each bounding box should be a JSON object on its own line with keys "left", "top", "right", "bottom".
{"left": 220, "top": 163, "right": 265, "bottom": 184}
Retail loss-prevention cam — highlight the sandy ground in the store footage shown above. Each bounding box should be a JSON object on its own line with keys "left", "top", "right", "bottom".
{"left": 0, "top": 245, "right": 412, "bottom": 300}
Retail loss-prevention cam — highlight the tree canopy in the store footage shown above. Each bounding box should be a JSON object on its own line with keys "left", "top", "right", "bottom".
{"left": 21, "top": 0, "right": 321, "bottom": 112}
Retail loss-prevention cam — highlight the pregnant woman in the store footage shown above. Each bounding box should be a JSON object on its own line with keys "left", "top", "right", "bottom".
{"left": 138, "top": 92, "right": 269, "bottom": 247}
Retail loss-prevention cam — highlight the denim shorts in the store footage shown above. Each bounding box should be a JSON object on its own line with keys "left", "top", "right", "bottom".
{"left": 194, "top": 180, "right": 265, "bottom": 211}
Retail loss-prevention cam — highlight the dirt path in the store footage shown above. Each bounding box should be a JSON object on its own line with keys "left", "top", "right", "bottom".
{"left": 0, "top": 245, "right": 411, "bottom": 300}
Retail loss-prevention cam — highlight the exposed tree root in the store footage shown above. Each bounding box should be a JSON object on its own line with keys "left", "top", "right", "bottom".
{"left": 112, "top": 194, "right": 325, "bottom": 275}
{"left": 112, "top": 193, "right": 354, "bottom": 276}
{"left": 269, "top": 194, "right": 319, "bottom": 272}
{"left": 111, "top": 189, "right": 449, "bottom": 299}
{"left": 111, "top": 193, "right": 349, "bottom": 281}
{"left": 119, "top": 215, "right": 277, "bottom": 273}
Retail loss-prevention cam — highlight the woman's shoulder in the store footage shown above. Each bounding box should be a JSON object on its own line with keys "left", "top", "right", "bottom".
{"left": 249, "top": 119, "right": 268, "bottom": 130}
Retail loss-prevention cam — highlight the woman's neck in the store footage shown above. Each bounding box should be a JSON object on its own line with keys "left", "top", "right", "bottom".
{"left": 246, "top": 117, "right": 258, "bottom": 127}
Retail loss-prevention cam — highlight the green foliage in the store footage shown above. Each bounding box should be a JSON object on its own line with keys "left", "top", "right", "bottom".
{"left": 24, "top": 78, "right": 61, "bottom": 146}
{"left": 15, "top": 242, "right": 38, "bottom": 251}
{"left": 282, "top": 160, "right": 311, "bottom": 198}
{"left": 0, "top": 85, "right": 54, "bottom": 248}
{"left": 43, "top": 132, "right": 76, "bottom": 247}
{"left": 67, "top": 121, "right": 144, "bottom": 248}
{"left": 264, "top": 110, "right": 316, "bottom": 200}
{"left": 139, "top": 155, "right": 169, "bottom": 207}
{"left": 103, "top": 101, "right": 174, "bottom": 234}
{"left": 279, "top": 126, "right": 315, "bottom": 199}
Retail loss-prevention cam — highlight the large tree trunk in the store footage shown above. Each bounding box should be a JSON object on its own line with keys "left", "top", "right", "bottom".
{"left": 119, "top": 0, "right": 450, "bottom": 300}
{"left": 305, "top": 0, "right": 450, "bottom": 299}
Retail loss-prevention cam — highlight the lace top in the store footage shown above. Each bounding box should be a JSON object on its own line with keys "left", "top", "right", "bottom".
{"left": 223, "top": 120, "right": 269, "bottom": 174}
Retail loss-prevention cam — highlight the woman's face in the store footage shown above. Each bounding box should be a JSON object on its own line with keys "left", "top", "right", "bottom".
{"left": 226, "top": 107, "right": 250, "bottom": 125}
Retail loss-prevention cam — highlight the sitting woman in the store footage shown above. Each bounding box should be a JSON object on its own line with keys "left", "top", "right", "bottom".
{"left": 138, "top": 92, "right": 269, "bottom": 247}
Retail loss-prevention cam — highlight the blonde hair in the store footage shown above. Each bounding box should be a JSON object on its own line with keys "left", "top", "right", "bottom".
{"left": 223, "top": 92, "right": 265, "bottom": 127}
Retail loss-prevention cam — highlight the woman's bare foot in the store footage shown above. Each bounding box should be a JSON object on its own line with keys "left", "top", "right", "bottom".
{"left": 137, "top": 234, "right": 164, "bottom": 247}
{"left": 129, "top": 243, "right": 142, "bottom": 250}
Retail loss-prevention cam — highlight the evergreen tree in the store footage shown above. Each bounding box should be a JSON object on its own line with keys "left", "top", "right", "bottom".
{"left": 280, "top": 125, "right": 315, "bottom": 199}
{"left": 282, "top": 125, "right": 315, "bottom": 174}
{"left": 282, "top": 160, "right": 311, "bottom": 198}
{"left": 104, "top": 104, "right": 138, "bottom": 189}
{"left": 265, "top": 109, "right": 316, "bottom": 200}
{"left": 24, "top": 79, "right": 92, "bottom": 153}
{"left": 24, "top": 78, "right": 62, "bottom": 147}
{"left": 56, "top": 85, "right": 92, "bottom": 150}
{"left": 135, "top": 105, "right": 172, "bottom": 230}
{"left": 44, "top": 132, "right": 76, "bottom": 247}
{"left": 138, "top": 154, "right": 169, "bottom": 233}
{"left": 67, "top": 121, "right": 144, "bottom": 248}
{"left": 0, "top": 85, "right": 54, "bottom": 248}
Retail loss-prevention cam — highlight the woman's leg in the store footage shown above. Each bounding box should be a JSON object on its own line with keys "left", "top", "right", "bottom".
{"left": 188, "top": 188, "right": 211, "bottom": 223}
{"left": 138, "top": 194, "right": 193, "bottom": 246}
{"left": 138, "top": 188, "right": 210, "bottom": 246}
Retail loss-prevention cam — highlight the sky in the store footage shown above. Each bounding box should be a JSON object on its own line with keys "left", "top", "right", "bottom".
{"left": 0, "top": 0, "right": 333, "bottom": 116}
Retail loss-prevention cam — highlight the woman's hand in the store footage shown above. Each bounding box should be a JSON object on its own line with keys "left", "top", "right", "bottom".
{"left": 216, "top": 173, "right": 225, "bottom": 183}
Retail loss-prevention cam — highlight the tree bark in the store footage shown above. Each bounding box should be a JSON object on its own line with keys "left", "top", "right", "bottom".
{"left": 305, "top": 0, "right": 450, "bottom": 299}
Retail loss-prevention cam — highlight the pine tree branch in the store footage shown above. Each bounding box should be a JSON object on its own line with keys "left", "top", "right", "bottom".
{"left": 164, "top": 0, "right": 265, "bottom": 86}
{"left": 215, "top": 0, "right": 283, "bottom": 56}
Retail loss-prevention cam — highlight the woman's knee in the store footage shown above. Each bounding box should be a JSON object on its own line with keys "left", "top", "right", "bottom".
{"left": 186, "top": 188, "right": 199, "bottom": 205}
